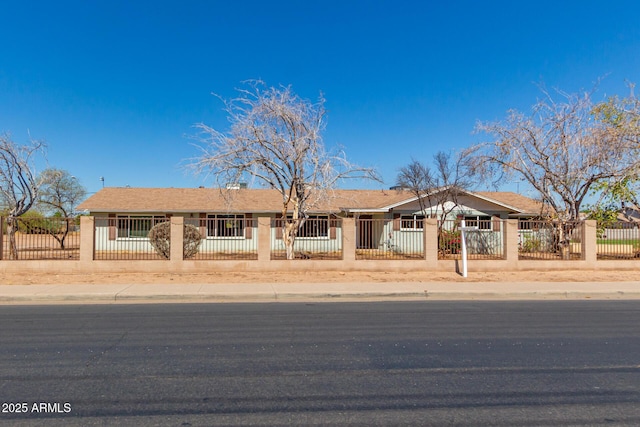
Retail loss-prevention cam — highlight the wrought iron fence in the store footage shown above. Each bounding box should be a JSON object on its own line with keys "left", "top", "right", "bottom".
{"left": 271, "top": 217, "right": 342, "bottom": 259}
{"left": 184, "top": 217, "right": 258, "bottom": 260}
{"left": 518, "top": 220, "right": 583, "bottom": 260}
{"left": 438, "top": 219, "right": 505, "bottom": 260}
{"left": 94, "top": 216, "right": 169, "bottom": 260}
{"left": 596, "top": 221, "right": 640, "bottom": 260}
{"left": 355, "top": 218, "right": 424, "bottom": 260}
{"left": 12, "top": 214, "right": 637, "bottom": 265}
{"left": 1, "top": 216, "right": 80, "bottom": 260}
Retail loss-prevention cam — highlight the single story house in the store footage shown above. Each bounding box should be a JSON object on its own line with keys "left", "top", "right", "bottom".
{"left": 77, "top": 187, "right": 543, "bottom": 255}
{"left": 619, "top": 203, "right": 640, "bottom": 225}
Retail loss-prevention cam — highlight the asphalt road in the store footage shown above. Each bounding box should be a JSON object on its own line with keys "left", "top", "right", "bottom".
{"left": 1, "top": 301, "right": 639, "bottom": 426}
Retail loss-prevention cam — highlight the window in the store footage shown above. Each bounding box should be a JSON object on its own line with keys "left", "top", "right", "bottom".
{"left": 464, "top": 215, "right": 492, "bottom": 230}
{"left": 117, "top": 215, "right": 166, "bottom": 238}
{"left": 519, "top": 218, "right": 534, "bottom": 230}
{"left": 401, "top": 215, "right": 425, "bottom": 230}
{"left": 207, "top": 214, "right": 245, "bottom": 238}
{"left": 299, "top": 215, "right": 329, "bottom": 238}
{"left": 274, "top": 215, "right": 333, "bottom": 239}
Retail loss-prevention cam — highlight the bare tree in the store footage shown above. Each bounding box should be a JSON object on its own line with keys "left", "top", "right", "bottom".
{"left": 190, "top": 81, "right": 379, "bottom": 259}
{"left": 0, "top": 133, "right": 45, "bottom": 259}
{"left": 38, "top": 168, "right": 87, "bottom": 217}
{"left": 395, "top": 158, "right": 432, "bottom": 215}
{"left": 37, "top": 168, "right": 87, "bottom": 249}
{"left": 472, "top": 85, "right": 640, "bottom": 221}
{"left": 396, "top": 150, "right": 476, "bottom": 221}
{"left": 471, "top": 84, "right": 640, "bottom": 257}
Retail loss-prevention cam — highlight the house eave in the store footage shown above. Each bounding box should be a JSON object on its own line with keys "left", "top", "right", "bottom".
{"left": 377, "top": 188, "right": 527, "bottom": 214}
{"left": 468, "top": 192, "right": 525, "bottom": 214}
{"left": 341, "top": 208, "right": 390, "bottom": 214}
{"left": 82, "top": 209, "right": 342, "bottom": 215}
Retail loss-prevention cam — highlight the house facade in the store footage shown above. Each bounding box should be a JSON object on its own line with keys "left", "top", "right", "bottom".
{"left": 77, "top": 187, "right": 543, "bottom": 257}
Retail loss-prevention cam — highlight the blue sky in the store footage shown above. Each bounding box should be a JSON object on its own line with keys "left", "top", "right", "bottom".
{"left": 1, "top": 1, "right": 639, "bottom": 197}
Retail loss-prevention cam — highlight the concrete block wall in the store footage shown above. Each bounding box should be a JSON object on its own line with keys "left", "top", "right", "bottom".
{"left": 0, "top": 217, "right": 637, "bottom": 274}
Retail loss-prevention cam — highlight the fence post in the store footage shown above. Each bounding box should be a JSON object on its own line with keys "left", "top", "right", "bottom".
{"left": 504, "top": 219, "right": 519, "bottom": 264}
{"left": 257, "top": 217, "right": 271, "bottom": 262}
{"left": 0, "top": 216, "right": 3, "bottom": 261}
{"left": 170, "top": 216, "right": 184, "bottom": 262}
{"left": 424, "top": 218, "right": 438, "bottom": 268}
{"left": 80, "top": 216, "right": 95, "bottom": 262}
{"left": 342, "top": 217, "right": 356, "bottom": 262}
{"left": 583, "top": 220, "right": 597, "bottom": 265}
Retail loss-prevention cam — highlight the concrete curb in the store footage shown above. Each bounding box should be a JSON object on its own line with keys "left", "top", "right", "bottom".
{"left": 1, "top": 281, "right": 639, "bottom": 304}
{"left": 1, "top": 289, "right": 640, "bottom": 305}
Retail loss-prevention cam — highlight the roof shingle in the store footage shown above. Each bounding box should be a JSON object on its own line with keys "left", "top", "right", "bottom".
{"left": 77, "top": 187, "right": 543, "bottom": 215}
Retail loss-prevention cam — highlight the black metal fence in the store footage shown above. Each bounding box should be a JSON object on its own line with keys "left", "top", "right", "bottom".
{"left": 184, "top": 217, "right": 258, "bottom": 260}
{"left": 356, "top": 218, "right": 425, "bottom": 260}
{"left": 93, "top": 216, "right": 169, "bottom": 260}
{"left": 518, "top": 220, "right": 583, "bottom": 260}
{"left": 438, "top": 219, "right": 505, "bottom": 260}
{"left": 271, "top": 217, "right": 343, "bottom": 259}
{"left": 596, "top": 221, "right": 640, "bottom": 260}
{"left": 1, "top": 216, "right": 80, "bottom": 260}
{"left": 5, "top": 215, "right": 639, "bottom": 264}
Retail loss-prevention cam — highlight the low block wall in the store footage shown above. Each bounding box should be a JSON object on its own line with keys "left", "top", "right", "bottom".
{"left": 0, "top": 217, "right": 638, "bottom": 275}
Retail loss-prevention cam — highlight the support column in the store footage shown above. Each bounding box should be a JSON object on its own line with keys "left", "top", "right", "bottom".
{"left": 424, "top": 218, "right": 438, "bottom": 268}
{"left": 342, "top": 217, "right": 356, "bottom": 262}
{"left": 257, "top": 217, "right": 271, "bottom": 262}
{"left": 505, "top": 219, "right": 519, "bottom": 265}
{"left": 80, "top": 216, "right": 95, "bottom": 262}
{"left": 583, "top": 219, "right": 597, "bottom": 265}
{"left": 170, "top": 216, "right": 184, "bottom": 262}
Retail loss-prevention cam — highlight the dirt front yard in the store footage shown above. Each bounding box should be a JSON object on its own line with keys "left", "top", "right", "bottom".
{"left": 1, "top": 269, "right": 638, "bottom": 285}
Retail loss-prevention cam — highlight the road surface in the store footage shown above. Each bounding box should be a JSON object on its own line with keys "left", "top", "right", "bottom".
{"left": 1, "top": 301, "right": 639, "bottom": 425}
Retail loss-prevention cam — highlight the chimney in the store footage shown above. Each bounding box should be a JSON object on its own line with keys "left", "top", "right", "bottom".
{"left": 226, "top": 182, "right": 247, "bottom": 190}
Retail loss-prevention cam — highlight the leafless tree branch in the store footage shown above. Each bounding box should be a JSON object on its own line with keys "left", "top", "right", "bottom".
{"left": 188, "top": 81, "right": 380, "bottom": 258}
{"left": 0, "top": 133, "right": 46, "bottom": 258}
{"left": 471, "top": 84, "right": 640, "bottom": 222}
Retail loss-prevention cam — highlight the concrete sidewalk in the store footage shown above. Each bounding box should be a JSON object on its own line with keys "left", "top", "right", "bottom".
{"left": 1, "top": 281, "right": 639, "bottom": 304}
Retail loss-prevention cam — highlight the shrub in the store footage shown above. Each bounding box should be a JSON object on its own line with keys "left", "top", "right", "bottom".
{"left": 148, "top": 222, "right": 202, "bottom": 259}
{"left": 521, "top": 236, "right": 543, "bottom": 253}
{"left": 439, "top": 230, "right": 461, "bottom": 254}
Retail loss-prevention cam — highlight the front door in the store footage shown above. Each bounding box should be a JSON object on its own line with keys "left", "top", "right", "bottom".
{"left": 357, "top": 215, "right": 374, "bottom": 249}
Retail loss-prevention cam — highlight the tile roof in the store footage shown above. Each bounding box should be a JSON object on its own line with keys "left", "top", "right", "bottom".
{"left": 77, "top": 187, "right": 543, "bottom": 215}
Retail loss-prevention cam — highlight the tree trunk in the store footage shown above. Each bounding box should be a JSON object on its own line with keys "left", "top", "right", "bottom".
{"left": 556, "top": 222, "right": 571, "bottom": 260}
{"left": 51, "top": 218, "right": 70, "bottom": 250}
{"left": 281, "top": 195, "right": 303, "bottom": 260}
{"left": 7, "top": 217, "right": 18, "bottom": 260}
{"left": 283, "top": 221, "right": 297, "bottom": 260}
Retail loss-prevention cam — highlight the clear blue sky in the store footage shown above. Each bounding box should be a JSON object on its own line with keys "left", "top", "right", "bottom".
{"left": 1, "top": 1, "right": 639, "bottom": 197}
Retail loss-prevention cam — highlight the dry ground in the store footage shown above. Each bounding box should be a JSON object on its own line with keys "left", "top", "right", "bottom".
{"left": 1, "top": 269, "right": 639, "bottom": 285}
